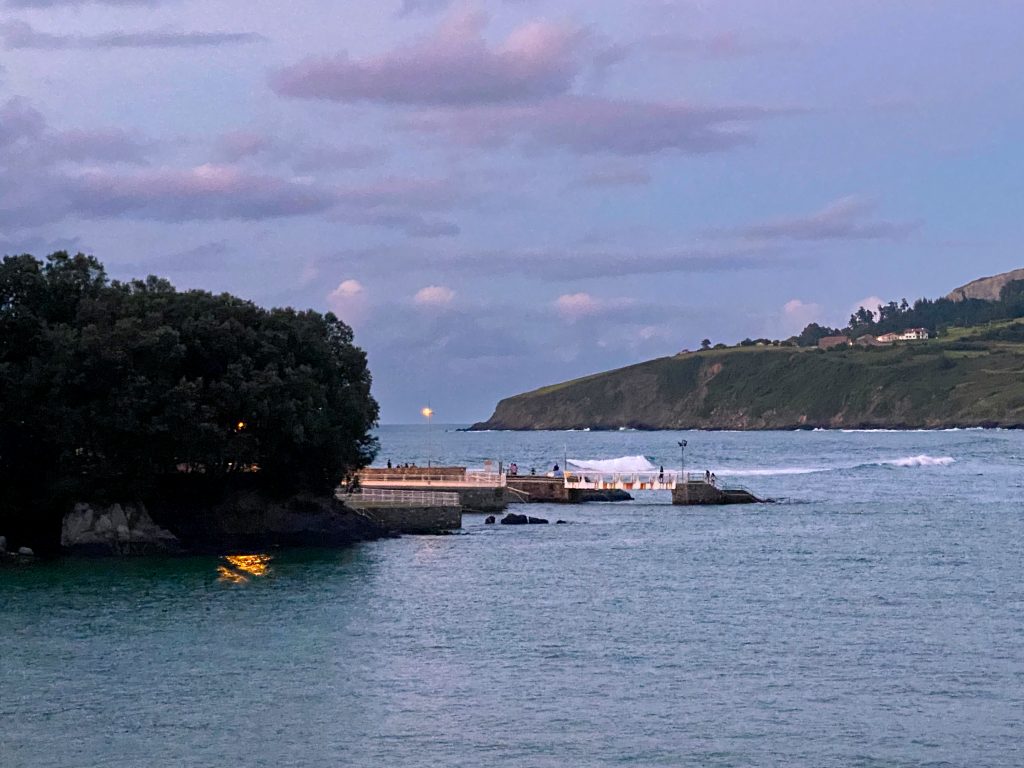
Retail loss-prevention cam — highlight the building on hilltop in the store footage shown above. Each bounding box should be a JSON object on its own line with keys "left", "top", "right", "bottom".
{"left": 898, "top": 328, "right": 930, "bottom": 341}
{"left": 818, "top": 335, "right": 852, "bottom": 350}
{"left": 855, "top": 335, "right": 884, "bottom": 347}
{"left": 876, "top": 332, "right": 900, "bottom": 343}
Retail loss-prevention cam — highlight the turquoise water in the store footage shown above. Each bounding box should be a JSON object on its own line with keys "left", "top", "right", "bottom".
{"left": 3, "top": 427, "right": 1024, "bottom": 766}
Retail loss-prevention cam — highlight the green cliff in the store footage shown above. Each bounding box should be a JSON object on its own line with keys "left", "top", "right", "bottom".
{"left": 472, "top": 324, "right": 1024, "bottom": 431}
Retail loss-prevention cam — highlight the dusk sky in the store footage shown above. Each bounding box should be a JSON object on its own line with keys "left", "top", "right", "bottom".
{"left": 2, "top": 0, "right": 1022, "bottom": 422}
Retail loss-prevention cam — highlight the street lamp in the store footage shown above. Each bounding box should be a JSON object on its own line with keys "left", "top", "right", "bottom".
{"left": 421, "top": 406, "right": 433, "bottom": 467}
{"left": 677, "top": 439, "right": 688, "bottom": 503}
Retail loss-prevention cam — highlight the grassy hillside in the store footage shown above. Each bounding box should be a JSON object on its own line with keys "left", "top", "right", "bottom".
{"left": 472, "top": 323, "right": 1024, "bottom": 430}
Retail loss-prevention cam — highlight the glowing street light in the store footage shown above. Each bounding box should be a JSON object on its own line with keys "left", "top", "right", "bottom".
{"left": 422, "top": 406, "right": 434, "bottom": 467}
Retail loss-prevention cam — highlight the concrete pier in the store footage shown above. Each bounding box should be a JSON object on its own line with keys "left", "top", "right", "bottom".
{"left": 356, "top": 467, "right": 509, "bottom": 513}
{"left": 340, "top": 488, "right": 463, "bottom": 534}
{"left": 671, "top": 481, "right": 762, "bottom": 505}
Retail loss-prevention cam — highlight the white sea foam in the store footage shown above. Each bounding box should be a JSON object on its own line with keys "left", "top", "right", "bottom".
{"left": 568, "top": 455, "right": 658, "bottom": 473}
{"left": 718, "top": 455, "right": 956, "bottom": 477}
{"left": 873, "top": 455, "right": 956, "bottom": 468}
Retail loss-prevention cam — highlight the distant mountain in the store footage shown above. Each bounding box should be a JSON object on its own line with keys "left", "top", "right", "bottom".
{"left": 947, "top": 268, "right": 1024, "bottom": 302}
{"left": 471, "top": 322, "right": 1024, "bottom": 431}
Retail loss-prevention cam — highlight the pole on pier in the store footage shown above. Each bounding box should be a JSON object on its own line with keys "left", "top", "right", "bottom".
{"left": 677, "top": 439, "right": 688, "bottom": 504}
{"left": 422, "top": 406, "right": 434, "bottom": 467}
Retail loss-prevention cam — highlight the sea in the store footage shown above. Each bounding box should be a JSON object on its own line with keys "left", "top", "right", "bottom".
{"left": 3, "top": 425, "right": 1023, "bottom": 767}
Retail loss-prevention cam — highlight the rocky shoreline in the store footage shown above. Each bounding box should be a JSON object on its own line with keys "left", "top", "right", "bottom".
{"left": 2, "top": 491, "right": 388, "bottom": 561}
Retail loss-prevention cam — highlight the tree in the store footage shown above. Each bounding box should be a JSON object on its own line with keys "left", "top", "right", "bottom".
{"left": 0, "top": 253, "right": 380, "bottom": 551}
{"left": 700, "top": 339, "right": 711, "bottom": 350}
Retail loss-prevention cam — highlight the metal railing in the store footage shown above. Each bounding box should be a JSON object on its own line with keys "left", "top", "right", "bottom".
{"left": 359, "top": 470, "right": 505, "bottom": 487}
{"left": 341, "top": 488, "right": 461, "bottom": 507}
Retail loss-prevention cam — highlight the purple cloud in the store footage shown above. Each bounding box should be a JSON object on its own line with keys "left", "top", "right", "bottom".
{"left": 67, "top": 165, "right": 336, "bottom": 221}
{"left": 271, "top": 11, "right": 582, "bottom": 106}
{"left": 577, "top": 165, "right": 652, "bottom": 187}
{"left": 7, "top": 0, "right": 165, "bottom": 7}
{"left": 0, "top": 97, "right": 45, "bottom": 146}
{"left": 735, "top": 196, "right": 920, "bottom": 241}
{"left": 1, "top": 20, "right": 263, "bottom": 49}
{"left": 48, "top": 128, "right": 151, "bottom": 164}
{"left": 408, "top": 95, "right": 769, "bottom": 155}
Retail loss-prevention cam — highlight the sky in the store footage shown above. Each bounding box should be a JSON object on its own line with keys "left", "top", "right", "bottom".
{"left": 1, "top": 0, "right": 1022, "bottom": 423}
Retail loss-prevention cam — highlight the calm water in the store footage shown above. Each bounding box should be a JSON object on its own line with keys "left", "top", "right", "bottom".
{"left": 3, "top": 426, "right": 1024, "bottom": 767}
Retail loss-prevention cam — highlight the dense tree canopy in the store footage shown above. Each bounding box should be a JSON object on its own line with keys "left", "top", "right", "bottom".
{"left": 0, "top": 252, "right": 378, "bottom": 549}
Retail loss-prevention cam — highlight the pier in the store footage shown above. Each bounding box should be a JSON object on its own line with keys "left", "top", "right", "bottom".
{"left": 356, "top": 466, "right": 510, "bottom": 513}
{"left": 508, "top": 470, "right": 762, "bottom": 506}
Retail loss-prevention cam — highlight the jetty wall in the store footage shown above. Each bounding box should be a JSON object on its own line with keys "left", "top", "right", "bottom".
{"left": 357, "top": 505, "right": 461, "bottom": 534}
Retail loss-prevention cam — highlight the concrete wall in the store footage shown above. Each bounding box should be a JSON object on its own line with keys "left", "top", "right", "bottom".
{"left": 360, "top": 505, "right": 461, "bottom": 534}
{"left": 506, "top": 477, "right": 571, "bottom": 503}
{"left": 456, "top": 487, "right": 510, "bottom": 513}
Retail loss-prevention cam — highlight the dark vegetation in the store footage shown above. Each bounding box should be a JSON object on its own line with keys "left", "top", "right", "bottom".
{"left": 0, "top": 252, "right": 378, "bottom": 552}
{"left": 845, "top": 280, "right": 1024, "bottom": 338}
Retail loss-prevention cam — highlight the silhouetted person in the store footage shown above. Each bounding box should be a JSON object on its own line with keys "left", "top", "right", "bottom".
{"left": 387, "top": 459, "right": 392, "bottom": 469}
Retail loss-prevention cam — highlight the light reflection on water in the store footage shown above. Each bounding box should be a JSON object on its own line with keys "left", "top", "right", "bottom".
{"left": 217, "top": 553, "right": 273, "bottom": 583}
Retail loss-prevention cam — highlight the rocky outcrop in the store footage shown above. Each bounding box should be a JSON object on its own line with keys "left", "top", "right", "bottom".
{"left": 147, "top": 491, "right": 386, "bottom": 552}
{"left": 62, "top": 503, "right": 181, "bottom": 556}
{"left": 947, "top": 268, "right": 1024, "bottom": 302}
{"left": 500, "top": 513, "right": 549, "bottom": 525}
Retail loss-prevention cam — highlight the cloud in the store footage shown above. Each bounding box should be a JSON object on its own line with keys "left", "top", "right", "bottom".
{"left": 555, "top": 292, "right": 599, "bottom": 319}
{"left": 327, "top": 278, "right": 368, "bottom": 324}
{"left": 0, "top": 97, "right": 45, "bottom": 146}
{"left": 67, "top": 164, "right": 336, "bottom": 221}
{"left": 331, "top": 241, "right": 792, "bottom": 283}
{"left": 0, "top": 20, "right": 263, "bottom": 49}
{"left": 851, "top": 296, "right": 885, "bottom": 321}
{"left": 735, "top": 196, "right": 919, "bottom": 242}
{"left": 407, "top": 95, "right": 770, "bottom": 155}
{"left": 414, "top": 284, "right": 455, "bottom": 307}
{"left": 271, "top": 10, "right": 582, "bottom": 106}
{"left": 7, "top": 0, "right": 161, "bottom": 5}
{"left": 48, "top": 128, "right": 150, "bottom": 164}
{"left": 577, "top": 165, "right": 651, "bottom": 187}
{"left": 780, "top": 298, "right": 823, "bottom": 334}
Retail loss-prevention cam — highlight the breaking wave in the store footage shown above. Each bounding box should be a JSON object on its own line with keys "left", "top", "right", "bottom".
{"left": 718, "top": 455, "right": 956, "bottom": 477}
{"left": 872, "top": 455, "right": 956, "bottom": 468}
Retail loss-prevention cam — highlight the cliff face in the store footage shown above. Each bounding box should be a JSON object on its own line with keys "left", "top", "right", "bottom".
{"left": 472, "top": 341, "right": 1024, "bottom": 431}
{"left": 947, "top": 268, "right": 1024, "bottom": 302}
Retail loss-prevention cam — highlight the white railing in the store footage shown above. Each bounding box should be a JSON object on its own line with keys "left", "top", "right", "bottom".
{"left": 360, "top": 471, "right": 506, "bottom": 488}
{"left": 562, "top": 471, "right": 680, "bottom": 490}
{"left": 342, "top": 488, "right": 461, "bottom": 507}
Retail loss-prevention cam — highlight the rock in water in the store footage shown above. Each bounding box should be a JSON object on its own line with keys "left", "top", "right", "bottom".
{"left": 62, "top": 503, "right": 181, "bottom": 556}
{"left": 484, "top": 516, "right": 496, "bottom": 524}
{"left": 500, "top": 513, "right": 548, "bottom": 525}
{"left": 17, "top": 547, "right": 34, "bottom": 557}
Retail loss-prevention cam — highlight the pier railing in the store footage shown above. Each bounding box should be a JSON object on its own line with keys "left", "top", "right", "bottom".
{"left": 341, "top": 488, "right": 461, "bottom": 507}
{"left": 358, "top": 469, "right": 506, "bottom": 487}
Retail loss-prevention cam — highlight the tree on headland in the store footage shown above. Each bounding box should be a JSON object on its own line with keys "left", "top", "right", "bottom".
{"left": 0, "top": 252, "right": 379, "bottom": 551}
{"left": 700, "top": 339, "right": 711, "bottom": 350}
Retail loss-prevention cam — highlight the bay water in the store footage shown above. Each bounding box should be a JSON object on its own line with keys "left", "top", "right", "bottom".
{"left": 3, "top": 426, "right": 1023, "bottom": 766}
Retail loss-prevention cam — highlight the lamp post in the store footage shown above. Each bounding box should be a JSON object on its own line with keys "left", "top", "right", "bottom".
{"left": 677, "top": 439, "right": 688, "bottom": 503}
{"left": 421, "top": 406, "right": 434, "bottom": 467}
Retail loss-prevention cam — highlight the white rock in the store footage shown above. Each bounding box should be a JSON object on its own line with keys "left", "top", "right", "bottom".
{"left": 17, "top": 546, "right": 34, "bottom": 557}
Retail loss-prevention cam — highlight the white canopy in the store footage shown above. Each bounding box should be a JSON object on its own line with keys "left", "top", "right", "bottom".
{"left": 567, "top": 455, "right": 659, "bottom": 473}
